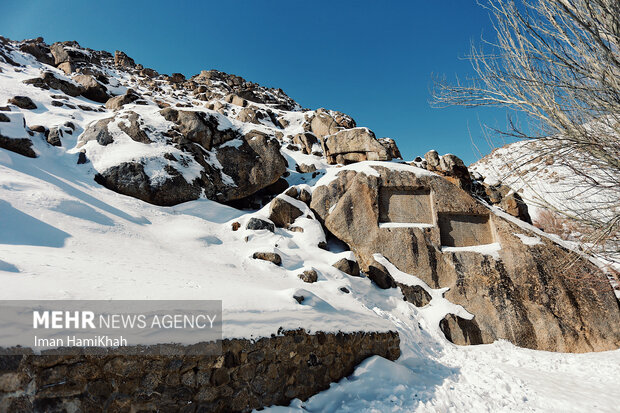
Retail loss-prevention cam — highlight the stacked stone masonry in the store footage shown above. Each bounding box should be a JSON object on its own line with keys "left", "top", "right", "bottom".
{"left": 0, "top": 330, "right": 400, "bottom": 412}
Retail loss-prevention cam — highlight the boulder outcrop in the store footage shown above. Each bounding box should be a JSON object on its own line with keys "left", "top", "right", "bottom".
{"left": 23, "top": 71, "right": 84, "bottom": 97}
{"left": 378, "top": 137, "right": 402, "bottom": 160}
{"left": 269, "top": 196, "right": 304, "bottom": 228}
{"left": 322, "top": 128, "right": 391, "bottom": 165}
{"left": 310, "top": 109, "right": 341, "bottom": 139}
{"left": 73, "top": 74, "right": 110, "bottom": 103}
{"left": 309, "top": 108, "right": 356, "bottom": 139}
{"left": 95, "top": 161, "right": 202, "bottom": 206}
{"left": 215, "top": 131, "right": 287, "bottom": 202}
{"left": 105, "top": 89, "right": 140, "bottom": 110}
{"left": 114, "top": 50, "right": 136, "bottom": 68}
{"left": 50, "top": 41, "right": 98, "bottom": 74}
{"left": 332, "top": 258, "right": 360, "bottom": 277}
{"left": 415, "top": 150, "right": 472, "bottom": 190}
{"left": 311, "top": 163, "right": 620, "bottom": 352}
{"left": 0, "top": 113, "right": 36, "bottom": 158}
{"left": 292, "top": 132, "right": 318, "bottom": 155}
{"left": 19, "top": 38, "right": 54, "bottom": 66}
{"left": 81, "top": 109, "right": 287, "bottom": 206}
{"left": 0, "top": 135, "right": 35, "bottom": 158}
{"left": 161, "top": 108, "right": 236, "bottom": 150}
{"left": 484, "top": 184, "right": 532, "bottom": 224}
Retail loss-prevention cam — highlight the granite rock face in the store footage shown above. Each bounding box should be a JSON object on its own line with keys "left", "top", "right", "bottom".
{"left": 322, "top": 128, "right": 392, "bottom": 165}
{"left": 311, "top": 163, "right": 620, "bottom": 352}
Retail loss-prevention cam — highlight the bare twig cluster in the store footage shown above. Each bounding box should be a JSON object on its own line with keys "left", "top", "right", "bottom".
{"left": 433, "top": 0, "right": 620, "bottom": 260}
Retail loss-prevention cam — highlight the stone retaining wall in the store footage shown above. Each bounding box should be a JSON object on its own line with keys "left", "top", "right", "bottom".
{"left": 0, "top": 330, "right": 400, "bottom": 412}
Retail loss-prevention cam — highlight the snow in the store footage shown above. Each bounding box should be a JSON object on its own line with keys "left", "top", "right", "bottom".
{"left": 379, "top": 222, "right": 434, "bottom": 229}
{"left": 314, "top": 161, "right": 436, "bottom": 188}
{"left": 0, "top": 111, "right": 31, "bottom": 140}
{"left": 441, "top": 242, "right": 502, "bottom": 260}
{"left": 0, "top": 147, "right": 393, "bottom": 341}
{"left": 514, "top": 233, "right": 543, "bottom": 246}
{"left": 264, "top": 256, "right": 620, "bottom": 413}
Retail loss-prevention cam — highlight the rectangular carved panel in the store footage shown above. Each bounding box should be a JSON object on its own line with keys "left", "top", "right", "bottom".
{"left": 379, "top": 187, "right": 433, "bottom": 224}
{"left": 438, "top": 213, "right": 494, "bottom": 247}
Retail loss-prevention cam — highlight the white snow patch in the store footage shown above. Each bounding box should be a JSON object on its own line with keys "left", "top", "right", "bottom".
{"left": 314, "top": 161, "right": 436, "bottom": 188}
{"left": 379, "top": 223, "right": 434, "bottom": 229}
{"left": 441, "top": 242, "right": 502, "bottom": 259}
{"left": 514, "top": 233, "right": 543, "bottom": 246}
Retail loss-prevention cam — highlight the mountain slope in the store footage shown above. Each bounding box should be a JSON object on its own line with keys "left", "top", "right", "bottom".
{"left": 1, "top": 37, "right": 620, "bottom": 412}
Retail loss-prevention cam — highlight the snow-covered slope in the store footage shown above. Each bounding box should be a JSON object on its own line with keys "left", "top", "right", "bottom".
{"left": 1, "top": 38, "right": 620, "bottom": 412}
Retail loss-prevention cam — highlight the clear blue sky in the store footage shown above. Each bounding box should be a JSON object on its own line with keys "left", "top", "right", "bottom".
{"left": 1, "top": 0, "right": 512, "bottom": 164}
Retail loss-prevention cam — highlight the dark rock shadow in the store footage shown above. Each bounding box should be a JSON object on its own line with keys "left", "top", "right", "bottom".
{"left": 52, "top": 200, "right": 115, "bottom": 226}
{"left": 0, "top": 259, "right": 19, "bottom": 273}
{"left": 10, "top": 158, "right": 149, "bottom": 225}
{"left": 0, "top": 200, "right": 70, "bottom": 247}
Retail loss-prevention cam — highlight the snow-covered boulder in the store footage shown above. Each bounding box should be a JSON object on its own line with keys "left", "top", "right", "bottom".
{"left": 23, "top": 71, "right": 84, "bottom": 97}
{"left": 0, "top": 111, "right": 36, "bottom": 158}
{"left": 81, "top": 108, "right": 287, "bottom": 206}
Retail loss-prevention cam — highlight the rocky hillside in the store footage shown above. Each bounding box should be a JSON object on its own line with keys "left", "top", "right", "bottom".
{"left": 471, "top": 140, "right": 620, "bottom": 292}
{"left": 0, "top": 36, "right": 403, "bottom": 210}
{"left": 1, "top": 36, "right": 620, "bottom": 412}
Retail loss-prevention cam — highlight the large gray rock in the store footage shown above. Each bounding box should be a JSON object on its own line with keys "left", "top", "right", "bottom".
{"left": 73, "top": 74, "right": 110, "bottom": 103}
{"left": 47, "top": 127, "right": 62, "bottom": 146}
{"left": 378, "top": 138, "right": 402, "bottom": 160}
{"left": 19, "top": 41, "right": 54, "bottom": 66}
{"left": 332, "top": 258, "right": 360, "bottom": 276}
{"left": 117, "top": 111, "right": 151, "bottom": 144}
{"left": 485, "top": 184, "right": 532, "bottom": 224}
{"left": 216, "top": 130, "right": 287, "bottom": 201}
{"left": 161, "top": 108, "right": 236, "bottom": 150}
{"left": 50, "top": 43, "right": 70, "bottom": 66}
{"left": 78, "top": 118, "right": 114, "bottom": 147}
{"left": 0, "top": 113, "right": 36, "bottom": 157}
{"left": 269, "top": 197, "right": 304, "bottom": 228}
{"left": 310, "top": 109, "right": 340, "bottom": 139}
{"left": 0, "top": 135, "right": 35, "bottom": 158}
{"left": 50, "top": 42, "right": 93, "bottom": 73}
{"left": 246, "top": 218, "right": 275, "bottom": 232}
{"left": 311, "top": 164, "right": 620, "bottom": 352}
{"left": 105, "top": 90, "right": 139, "bottom": 110}
{"left": 23, "top": 71, "right": 84, "bottom": 97}
{"left": 8, "top": 96, "right": 36, "bottom": 110}
{"left": 114, "top": 50, "right": 135, "bottom": 68}
{"left": 293, "top": 132, "right": 318, "bottom": 155}
{"left": 94, "top": 162, "right": 201, "bottom": 207}
{"left": 420, "top": 151, "right": 472, "bottom": 190}
{"left": 236, "top": 107, "right": 259, "bottom": 124}
{"left": 85, "top": 110, "right": 286, "bottom": 206}
{"left": 322, "top": 128, "right": 390, "bottom": 165}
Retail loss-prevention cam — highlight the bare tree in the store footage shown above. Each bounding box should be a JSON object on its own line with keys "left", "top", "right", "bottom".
{"left": 433, "top": 0, "right": 620, "bottom": 260}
